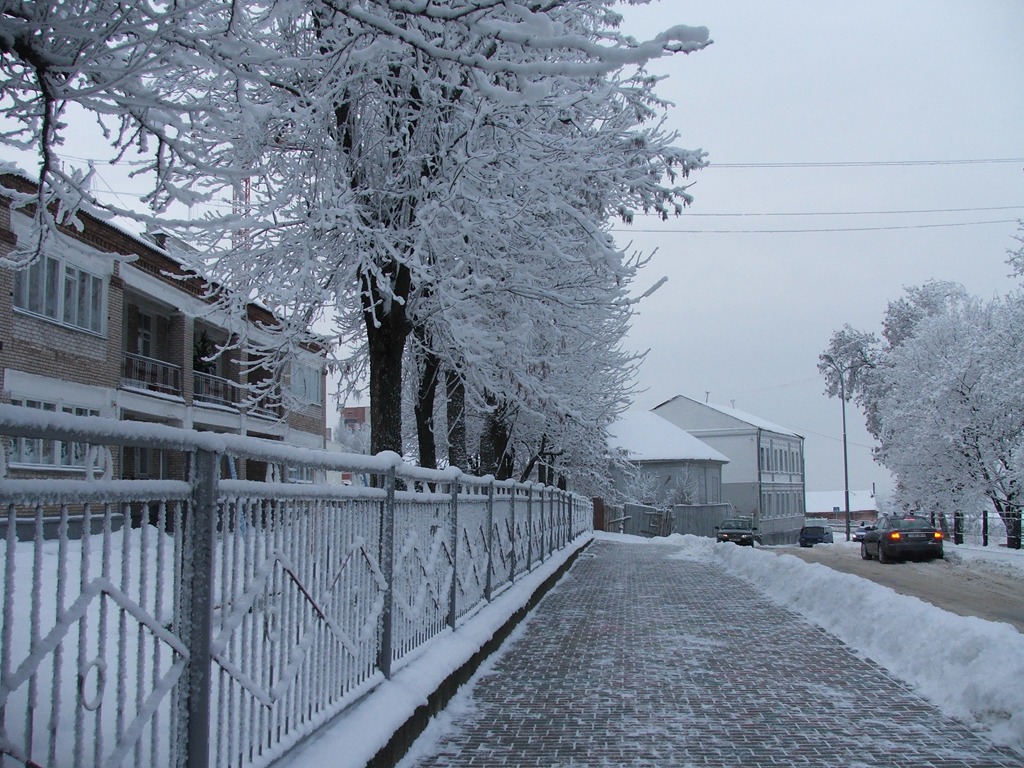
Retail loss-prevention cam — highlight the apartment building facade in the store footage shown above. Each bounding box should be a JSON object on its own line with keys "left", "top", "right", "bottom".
{"left": 1, "top": 174, "right": 327, "bottom": 485}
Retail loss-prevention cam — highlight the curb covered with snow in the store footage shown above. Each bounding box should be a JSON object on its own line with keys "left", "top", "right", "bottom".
{"left": 658, "top": 533, "right": 1024, "bottom": 752}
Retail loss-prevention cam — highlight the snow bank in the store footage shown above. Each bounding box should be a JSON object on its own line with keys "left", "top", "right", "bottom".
{"left": 659, "top": 533, "right": 1024, "bottom": 751}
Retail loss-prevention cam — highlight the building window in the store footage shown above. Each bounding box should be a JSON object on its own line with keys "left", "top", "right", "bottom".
{"left": 286, "top": 465, "right": 315, "bottom": 484}
{"left": 137, "top": 311, "right": 154, "bottom": 357}
{"left": 126, "top": 446, "right": 168, "bottom": 479}
{"left": 8, "top": 399, "right": 100, "bottom": 469}
{"left": 288, "top": 361, "right": 322, "bottom": 406}
{"left": 14, "top": 255, "right": 105, "bottom": 334}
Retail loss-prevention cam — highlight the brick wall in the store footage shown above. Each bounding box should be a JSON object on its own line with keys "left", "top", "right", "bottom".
{"left": 1, "top": 180, "right": 328, "bottom": 460}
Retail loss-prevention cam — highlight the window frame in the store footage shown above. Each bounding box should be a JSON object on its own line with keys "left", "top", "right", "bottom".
{"left": 8, "top": 398, "right": 101, "bottom": 471}
{"left": 14, "top": 254, "right": 106, "bottom": 335}
{"left": 288, "top": 360, "right": 323, "bottom": 406}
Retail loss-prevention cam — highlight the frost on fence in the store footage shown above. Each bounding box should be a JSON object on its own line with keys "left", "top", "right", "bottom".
{"left": 0, "top": 407, "right": 593, "bottom": 768}
{"left": 390, "top": 494, "right": 453, "bottom": 663}
{"left": 209, "top": 493, "right": 387, "bottom": 768}
{"left": 455, "top": 488, "right": 490, "bottom": 623}
{"left": 0, "top": 498, "right": 187, "bottom": 768}
{"left": 510, "top": 486, "right": 534, "bottom": 581}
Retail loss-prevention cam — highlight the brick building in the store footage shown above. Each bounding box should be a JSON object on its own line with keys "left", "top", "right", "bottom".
{"left": 0, "top": 173, "right": 328, "bottom": 484}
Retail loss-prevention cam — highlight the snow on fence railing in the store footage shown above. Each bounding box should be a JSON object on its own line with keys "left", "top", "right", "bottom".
{"left": 0, "top": 405, "right": 593, "bottom": 768}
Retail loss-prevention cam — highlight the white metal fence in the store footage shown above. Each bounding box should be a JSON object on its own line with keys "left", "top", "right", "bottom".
{"left": 0, "top": 405, "right": 592, "bottom": 768}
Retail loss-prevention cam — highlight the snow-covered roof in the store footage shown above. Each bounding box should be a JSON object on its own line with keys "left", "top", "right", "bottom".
{"left": 608, "top": 410, "right": 729, "bottom": 464}
{"left": 653, "top": 395, "right": 802, "bottom": 438}
{"left": 805, "top": 490, "right": 878, "bottom": 514}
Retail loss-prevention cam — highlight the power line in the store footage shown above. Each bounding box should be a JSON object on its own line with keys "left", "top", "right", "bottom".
{"left": 631, "top": 205, "right": 1024, "bottom": 218}
{"left": 612, "top": 219, "right": 1018, "bottom": 234}
{"left": 711, "top": 158, "right": 1024, "bottom": 168}
{"left": 62, "top": 152, "right": 1024, "bottom": 169}
{"left": 797, "top": 426, "right": 877, "bottom": 451}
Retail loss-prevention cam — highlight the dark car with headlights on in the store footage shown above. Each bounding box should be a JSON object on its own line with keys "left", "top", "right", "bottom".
{"left": 852, "top": 523, "right": 875, "bottom": 542}
{"left": 798, "top": 524, "right": 834, "bottom": 547}
{"left": 861, "top": 514, "right": 943, "bottom": 563}
{"left": 715, "top": 518, "right": 758, "bottom": 546}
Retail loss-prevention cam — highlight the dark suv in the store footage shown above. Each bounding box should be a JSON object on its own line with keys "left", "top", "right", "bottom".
{"left": 715, "top": 518, "right": 758, "bottom": 546}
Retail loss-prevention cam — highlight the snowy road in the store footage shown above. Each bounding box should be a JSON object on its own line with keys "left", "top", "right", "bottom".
{"left": 780, "top": 541, "right": 1024, "bottom": 633}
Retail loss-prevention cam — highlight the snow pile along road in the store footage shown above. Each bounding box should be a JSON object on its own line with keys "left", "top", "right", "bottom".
{"left": 660, "top": 533, "right": 1024, "bottom": 752}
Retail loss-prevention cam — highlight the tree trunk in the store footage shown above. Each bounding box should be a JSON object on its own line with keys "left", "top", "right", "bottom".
{"left": 364, "top": 325, "right": 403, "bottom": 456}
{"left": 414, "top": 340, "right": 441, "bottom": 470}
{"left": 993, "top": 499, "right": 1022, "bottom": 550}
{"left": 479, "top": 403, "right": 513, "bottom": 480}
{"left": 446, "top": 369, "right": 467, "bottom": 471}
{"left": 365, "top": 309, "right": 410, "bottom": 457}
{"left": 518, "top": 435, "right": 547, "bottom": 483}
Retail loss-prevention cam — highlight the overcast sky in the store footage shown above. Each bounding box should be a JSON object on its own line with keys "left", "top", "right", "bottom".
{"left": 615, "top": 0, "right": 1024, "bottom": 495}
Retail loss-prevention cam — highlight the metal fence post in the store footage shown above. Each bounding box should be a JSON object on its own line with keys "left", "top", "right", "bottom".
{"left": 180, "top": 448, "right": 217, "bottom": 768}
{"left": 560, "top": 492, "right": 566, "bottom": 546}
{"left": 547, "top": 488, "right": 554, "bottom": 557}
{"left": 484, "top": 483, "right": 495, "bottom": 601}
{"left": 509, "top": 488, "right": 516, "bottom": 582}
{"left": 539, "top": 487, "right": 546, "bottom": 562}
{"left": 526, "top": 486, "right": 533, "bottom": 571}
{"left": 378, "top": 466, "right": 397, "bottom": 679}
{"left": 558, "top": 492, "right": 564, "bottom": 546}
{"left": 447, "top": 479, "right": 459, "bottom": 629}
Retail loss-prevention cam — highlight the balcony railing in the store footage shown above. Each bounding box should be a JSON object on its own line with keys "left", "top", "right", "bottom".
{"left": 122, "top": 352, "right": 182, "bottom": 396}
{"left": 194, "top": 371, "right": 283, "bottom": 419}
{"left": 193, "top": 370, "right": 241, "bottom": 408}
{"left": 247, "top": 395, "right": 282, "bottom": 420}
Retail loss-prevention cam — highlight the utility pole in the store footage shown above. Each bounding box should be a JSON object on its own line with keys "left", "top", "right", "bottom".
{"left": 821, "top": 353, "right": 854, "bottom": 542}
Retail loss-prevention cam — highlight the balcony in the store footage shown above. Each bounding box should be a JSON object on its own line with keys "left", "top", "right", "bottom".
{"left": 122, "top": 352, "right": 182, "bottom": 397}
{"left": 248, "top": 395, "right": 282, "bottom": 420}
{"left": 194, "top": 371, "right": 282, "bottom": 419}
{"left": 193, "top": 370, "right": 242, "bottom": 409}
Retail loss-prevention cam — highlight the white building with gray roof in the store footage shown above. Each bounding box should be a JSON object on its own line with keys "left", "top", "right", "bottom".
{"left": 651, "top": 395, "right": 805, "bottom": 544}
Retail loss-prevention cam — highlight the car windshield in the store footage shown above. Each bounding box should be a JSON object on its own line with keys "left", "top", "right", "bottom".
{"left": 721, "top": 520, "right": 751, "bottom": 529}
{"left": 803, "top": 527, "right": 828, "bottom": 534}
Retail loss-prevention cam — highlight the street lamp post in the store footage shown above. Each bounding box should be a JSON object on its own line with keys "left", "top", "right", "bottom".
{"left": 838, "top": 372, "right": 851, "bottom": 542}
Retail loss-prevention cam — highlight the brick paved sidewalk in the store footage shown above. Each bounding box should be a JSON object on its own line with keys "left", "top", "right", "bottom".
{"left": 402, "top": 538, "right": 1022, "bottom": 767}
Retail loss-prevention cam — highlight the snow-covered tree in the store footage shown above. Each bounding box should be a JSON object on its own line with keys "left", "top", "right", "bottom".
{"left": 843, "top": 291, "right": 1024, "bottom": 548}
{"left": 2, "top": 1, "right": 711, "bottom": 476}
{"left": 1006, "top": 219, "right": 1024, "bottom": 278}
{"left": 0, "top": 0, "right": 268, "bottom": 249}
{"left": 217, "top": 0, "right": 709, "bottom": 460}
{"left": 879, "top": 280, "right": 970, "bottom": 350}
{"left": 821, "top": 281, "right": 970, "bottom": 441}
{"left": 818, "top": 324, "right": 878, "bottom": 401}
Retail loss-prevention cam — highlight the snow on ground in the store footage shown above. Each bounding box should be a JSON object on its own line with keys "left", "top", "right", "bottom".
{"left": 293, "top": 531, "right": 1024, "bottom": 763}
{"left": 659, "top": 532, "right": 1024, "bottom": 752}
{"left": 943, "top": 540, "right": 1024, "bottom": 579}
